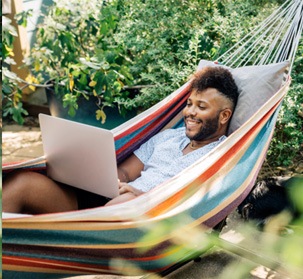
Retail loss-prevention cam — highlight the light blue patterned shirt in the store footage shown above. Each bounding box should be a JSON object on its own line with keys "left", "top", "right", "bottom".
{"left": 128, "top": 127, "right": 226, "bottom": 192}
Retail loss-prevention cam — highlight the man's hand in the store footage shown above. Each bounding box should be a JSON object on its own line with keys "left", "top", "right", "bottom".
{"left": 105, "top": 181, "right": 145, "bottom": 206}
{"left": 118, "top": 181, "right": 144, "bottom": 196}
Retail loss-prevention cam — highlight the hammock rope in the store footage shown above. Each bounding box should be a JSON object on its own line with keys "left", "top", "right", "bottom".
{"left": 219, "top": 0, "right": 303, "bottom": 70}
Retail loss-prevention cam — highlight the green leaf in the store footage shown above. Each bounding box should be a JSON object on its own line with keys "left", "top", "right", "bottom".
{"left": 100, "top": 23, "right": 109, "bottom": 35}
{"left": 113, "top": 81, "right": 122, "bottom": 93}
{"left": 15, "top": 10, "right": 33, "bottom": 27}
{"left": 94, "top": 72, "right": 107, "bottom": 94}
{"left": 79, "top": 58, "right": 101, "bottom": 70}
{"left": 96, "top": 109, "right": 106, "bottom": 124}
{"left": 62, "top": 93, "right": 78, "bottom": 117}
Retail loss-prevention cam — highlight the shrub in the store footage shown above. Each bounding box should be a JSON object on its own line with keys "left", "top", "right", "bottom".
{"left": 2, "top": 16, "right": 29, "bottom": 124}
{"left": 267, "top": 39, "right": 303, "bottom": 167}
{"left": 114, "top": 0, "right": 283, "bottom": 110}
{"left": 26, "top": 0, "right": 134, "bottom": 122}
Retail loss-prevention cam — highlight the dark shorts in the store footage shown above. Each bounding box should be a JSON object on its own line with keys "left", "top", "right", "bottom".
{"left": 74, "top": 188, "right": 111, "bottom": 209}
{"left": 61, "top": 183, "right": 111, "bottom": 210}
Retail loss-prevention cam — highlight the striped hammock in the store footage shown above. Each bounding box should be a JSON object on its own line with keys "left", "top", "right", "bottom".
{"left": 2, "top": 0, "right": 302, "bottom": 278}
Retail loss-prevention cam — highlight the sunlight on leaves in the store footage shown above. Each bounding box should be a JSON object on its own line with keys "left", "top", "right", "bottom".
{"left": 96, "top": 109, "right": 107, "bottom": 124}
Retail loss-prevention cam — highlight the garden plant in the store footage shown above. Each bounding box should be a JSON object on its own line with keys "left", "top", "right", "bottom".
{"left": 1, "top": 0, "right": 302, "bottom": 168}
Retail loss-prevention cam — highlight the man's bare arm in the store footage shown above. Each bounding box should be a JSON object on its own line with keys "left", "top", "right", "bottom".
{"left": 108, "top": 154, "right": 145, "bottom": 206}
{"left": 117, "top": 154, "right": 144, "bottom": 183}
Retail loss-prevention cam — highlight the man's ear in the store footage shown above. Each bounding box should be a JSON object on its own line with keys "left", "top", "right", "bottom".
{"left": 220, "top": 108, "right": 233, "bottom": 125}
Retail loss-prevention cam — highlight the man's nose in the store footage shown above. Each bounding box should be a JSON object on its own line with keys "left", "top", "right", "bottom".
{"left": 188, "top": 105, "right": 197, "bottom": 115}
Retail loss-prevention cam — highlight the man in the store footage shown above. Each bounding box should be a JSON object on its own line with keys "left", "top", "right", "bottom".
{"left": 3, "top": 66, "right": 239, "bottom": 213}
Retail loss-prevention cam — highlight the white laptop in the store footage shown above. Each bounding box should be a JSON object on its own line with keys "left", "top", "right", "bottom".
{"left": 38, "top": 113, "right": 119, "bottom": 198}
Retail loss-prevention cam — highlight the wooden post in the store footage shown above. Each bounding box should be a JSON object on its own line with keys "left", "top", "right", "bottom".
{"left": 6, "top": 0, "right": 30, "bottom": 84}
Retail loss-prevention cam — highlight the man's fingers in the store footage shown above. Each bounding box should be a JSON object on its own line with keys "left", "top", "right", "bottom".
{"left": 119, "top": 185, "right": 130, "bottom": 195}
{"left": 119, "top": 186, "right": 125, "bottom": 194}
{"left": 118, "top": 184, "right": 144, "bottom": 196}
{"left": 118, "top": 181, "right": 127, "bottom": 189}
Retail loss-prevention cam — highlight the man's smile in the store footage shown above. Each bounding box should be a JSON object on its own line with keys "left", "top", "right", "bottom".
{"left": 185, "top": 117, "right": 202, "bottom": 129}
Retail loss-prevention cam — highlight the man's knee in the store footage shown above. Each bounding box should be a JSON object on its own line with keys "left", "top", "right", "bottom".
{"left": 4, "top": 171, "right": 40, "bottom": 190}
{"left": 3, "top": 170, "right": 78, "bottom": 214}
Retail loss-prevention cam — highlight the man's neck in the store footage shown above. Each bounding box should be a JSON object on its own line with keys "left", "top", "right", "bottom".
{"left": 190, "top": 131, "right": 226, "bottom": 149}
{"left": 182, "top": 134, "right": 225, "bottom": 155}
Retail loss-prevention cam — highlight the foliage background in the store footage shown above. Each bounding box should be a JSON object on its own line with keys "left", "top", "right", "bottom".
{"left": 113, "top": 0, "right": 286, "bottom": 109}
{"left": 2, "top": 0, "right": 302, "bottom": 170}
{"left": 267, "top": 41, "right": 303, "bottom": 167}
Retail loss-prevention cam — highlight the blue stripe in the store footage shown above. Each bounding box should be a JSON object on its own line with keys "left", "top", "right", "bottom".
{"left": 3, "top": 271, "right": 77, "bottom": 279}
{"left": 3, "top": 227, "right": 145, "bottom": 246}
{"left": 114, "top": 124, "right": 148, "bottom": 150}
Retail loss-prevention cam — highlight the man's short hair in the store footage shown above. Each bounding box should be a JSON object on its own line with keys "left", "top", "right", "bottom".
{"left": 189, "top": 66, "right": 239, "bottom": 110}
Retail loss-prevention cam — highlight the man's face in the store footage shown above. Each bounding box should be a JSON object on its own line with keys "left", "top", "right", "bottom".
{"left": 183, "top": 88, "right": 227, "bottom": 141}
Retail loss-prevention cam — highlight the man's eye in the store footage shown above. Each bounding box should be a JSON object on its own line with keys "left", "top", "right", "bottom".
{"left": 199, "top": 106, "right": 206, "bottom": 110}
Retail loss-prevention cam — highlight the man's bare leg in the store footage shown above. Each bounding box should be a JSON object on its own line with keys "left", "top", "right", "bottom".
{"left": 3, "top": 171, "right": 78, "bottom": 214}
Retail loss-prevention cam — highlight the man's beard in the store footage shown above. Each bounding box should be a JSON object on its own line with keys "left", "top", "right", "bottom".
{"left": 185, "top": 113, "right": 220, "bottom": 141}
